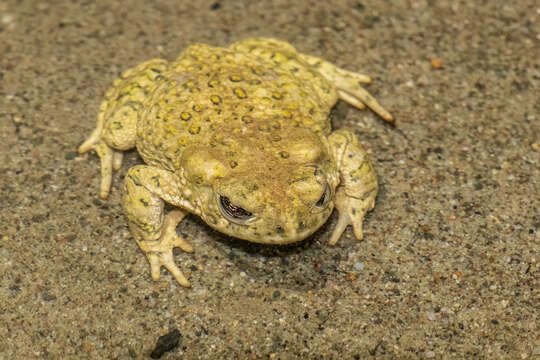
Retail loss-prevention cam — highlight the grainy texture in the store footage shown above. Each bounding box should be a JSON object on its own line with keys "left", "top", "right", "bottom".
{"left": 0, "top": 0, "right": 538, "bottom": 359}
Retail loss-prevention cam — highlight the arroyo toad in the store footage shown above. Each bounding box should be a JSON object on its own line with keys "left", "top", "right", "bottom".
{"left": 79, "top": 38, "right": 393, "bottom": 286}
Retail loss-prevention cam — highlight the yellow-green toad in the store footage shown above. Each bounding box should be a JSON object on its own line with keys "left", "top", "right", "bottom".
{"left": 79, "top": 38, "right": 393, "bottom": 287}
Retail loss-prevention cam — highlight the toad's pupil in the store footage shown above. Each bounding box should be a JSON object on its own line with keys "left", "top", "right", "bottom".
{"left": 316, "top": 193, "right": 326, "bottom": 207}
{"left": 315, "top": 186, "right": 329, "bottom": 207}
{"left": 220, "top": 196, "right": 252, "bottom": 218}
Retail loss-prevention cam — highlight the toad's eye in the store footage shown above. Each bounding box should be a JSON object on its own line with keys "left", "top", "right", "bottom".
{"left": 218, "top": 195, "right": 255, "bottom": 224}
{"left": 315, "top": 184, "right": 331, "bottom": 208}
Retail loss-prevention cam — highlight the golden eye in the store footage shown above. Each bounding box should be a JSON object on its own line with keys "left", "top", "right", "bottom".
{"left": 218, "top": 195, "right": 255, "bottom": 224}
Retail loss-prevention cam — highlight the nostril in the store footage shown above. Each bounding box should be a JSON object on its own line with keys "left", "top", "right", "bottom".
{"left": 276, "top": 226, "right": 285, "bottom": 234}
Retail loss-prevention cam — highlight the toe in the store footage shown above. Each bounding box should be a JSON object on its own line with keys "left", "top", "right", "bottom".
{"left": 352, "top": 220, "right": 364, "bottom": 241}
{"left": 95, "top": 142, "right": 114, "bottom": 198}
{"left": 148, "top": 253, "right": 162, "bottom": 281}
{"left": 161, "top": 253, "right": 190, "bottom": 287}
{"left": 328, "top": 212, "right": 351, "bottom": 246}
{"left": 173, "top": 237, "right": 193, "bottom": 253}
{"left": 112, "top": 151, "right": 123, "bottom": 171}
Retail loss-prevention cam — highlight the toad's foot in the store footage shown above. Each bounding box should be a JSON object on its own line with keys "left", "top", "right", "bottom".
{"left": 328, "top": 129, "right": 378, "bottom": 245}
{"left": 329, "top": 187, "right": 376, "bottom": 245}
{"left": 78, "top": 135, "right": 123, "bottom": 199}
{"left": 135, "top": 210, "right": 194, "bottom": 287}
{"left": 299, "top": 54, "right": 393, "bottom": 123}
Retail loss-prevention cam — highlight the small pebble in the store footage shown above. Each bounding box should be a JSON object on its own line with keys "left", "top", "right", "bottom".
{"left": 150, "top": 329, "right": 181, "bottom": 359}
{"left": 353, "top": 262, "right": 364, "bottom": 271}
{"left": 430, "top": 58, "right": 443, "bottom": 69}
{"left": 1, "top": 14, "right": 14, "bottom": 24}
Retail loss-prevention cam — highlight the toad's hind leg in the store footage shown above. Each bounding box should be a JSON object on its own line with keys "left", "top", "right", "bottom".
{"left": 298, "top": 53, "right": 393, "bottom": 123}
{"left": 231, "top": 38, "right": 393, "bottom": 122}
{"left": 78, "top": 58, "right": 169, "bottom": 198}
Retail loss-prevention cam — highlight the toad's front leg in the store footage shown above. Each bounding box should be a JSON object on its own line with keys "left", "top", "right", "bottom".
{"left": 328, "top": 129, "right": 378, "bottom": 245}
{"left": 123, "top": 165, "right": 195, "bottom": 287}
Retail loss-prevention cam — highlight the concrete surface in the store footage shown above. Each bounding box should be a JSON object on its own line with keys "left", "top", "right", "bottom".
{"left": 0, "top": 0, "right": 538, "bottom": 358}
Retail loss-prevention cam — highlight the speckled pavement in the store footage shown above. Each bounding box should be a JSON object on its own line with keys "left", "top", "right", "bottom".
{"left": 0, "top": 1, "right": 538, "bottom": 359}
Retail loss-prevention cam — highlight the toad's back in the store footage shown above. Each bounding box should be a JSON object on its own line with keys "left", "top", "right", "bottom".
{"left": 136, "top": 42, "right": 338, "bottom": 170}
